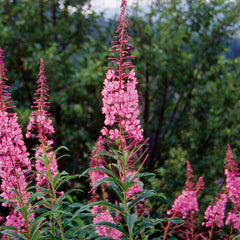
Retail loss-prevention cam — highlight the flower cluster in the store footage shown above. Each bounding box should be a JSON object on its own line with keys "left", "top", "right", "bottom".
{"left": 89, "top": 137, "right": 109, "bottom": 194}
{"left": 168, "top": 190, "right": 199, "bottom": 219}
{"left": 125, "top": 171, "right": 143, "bottom": 200}
{"left": 224, "top": 144, "right": 240, "bottom": 230}
{"left": 203, "top": 144, "right": 240, "bottom": 233}
{"left": 26, "top": 58, "right": 58, "bottom": 188}
{"left": 225, "top": 144, "right": 240, "bottom": 206}
{"left": 91, "top": 206, "right": 122, "bottom": 240}
{"left": 0, "top": 48, "right": 12, "bottom": 111}
{"left": 203, "top": 193, "right": 228, "bottom": 228}
{"left": 89, "top": 0, "right": 146, "bottom": 237}
{"left": 0, "top": 47, "right": 32, "bottom": 231}
{"left": 101, "top": 69, "right": 143, "bottom": 142}
{"left": 167, "top": 161, "right": 204, "bottom": 219}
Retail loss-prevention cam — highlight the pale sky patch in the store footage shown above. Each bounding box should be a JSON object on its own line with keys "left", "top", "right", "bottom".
{"left": 89, "top": 0, "right": 151, "bottom": 14}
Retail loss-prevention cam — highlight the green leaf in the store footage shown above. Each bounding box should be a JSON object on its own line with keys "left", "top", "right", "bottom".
{"left": 82, "top": 166, "right": 116, "bottom": 179}
{"left": 93, "top": 177, "right": 125, "bottom": 191}
{"left": 85, "top": 201, "right": 124, "bottom": 215}
{"left": 0, "top": 198, "right": 18, "bottom": 208}
{"left": 233, "top": 235, "right": 240, "bottom": 240}
{"left": 127, "top": 213, "right": 137, "bottom": 234}
{"left": 108, "top": 181, "right": 124, "bottom": 201}
{"left": 128, "top": 192, "right": 164, "bottom": 210}
{"left": 30, "top": 217, "right": 46, "bottom": 237}
{"left": 167, "top": 217, "right": 185, "bottom": 225}
{"left": 55, "top": 174, "right": 82, "bottom": 190}
{"left": 97, "top": 151, "right": 120, "bottom": 161}
{"left": 0, "top": 228, "right": 26, "bottom": 240}
{"left": 132, "top": 172, "right": 155, "bottom": 180}
{"left": 31, "top": 229, "right": 42, "bottom": 240}
{"left": 133, "top": 220, "right": 152, "bottom": 237}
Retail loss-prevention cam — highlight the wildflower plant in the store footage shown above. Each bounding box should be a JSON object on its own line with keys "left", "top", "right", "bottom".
{"left": 163, "top": 161, "right": 204, "bottom": 240}
{"left": 87, "top": 1, "right": 164, "bottom": 239}
{"left": 203, "top": 144, "right": 240, "bottom": 239}
{"left": 26, "top": 58, "right": 59, "bottom": 190}
{"left": 0, "top": 56, "right": 89, "bottom": 240}
{"left": 24, "top": 59, "right": 89, "bottom": 239}
{"left": 0, "top": 47, "right": 34, "bottom": 239}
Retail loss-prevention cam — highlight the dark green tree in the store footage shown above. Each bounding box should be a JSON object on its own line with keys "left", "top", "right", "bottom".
{"left": 0, "top": 0, "right": 111, "bottom": 173}
{"left": 129, "top": 0, "right": 240, "bottom": 204}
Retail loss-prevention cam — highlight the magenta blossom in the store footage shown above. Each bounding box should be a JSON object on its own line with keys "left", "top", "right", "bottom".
{"left": 26, "top": 58, "right": 58, "bottom": 188}
{"left": 101, "top": 69, "right": 143, "bottom": 143}
{"left": 203, "top": 193, "right": 228, "bottom": 228}
{"left": 167, "top": 161, "right": 204, "bottom": 219}
{"left": 0, "top": 47, "right": 32, "bottom": 230}
{"left": 91, "top": 206, "right": 122, "bottom": 240}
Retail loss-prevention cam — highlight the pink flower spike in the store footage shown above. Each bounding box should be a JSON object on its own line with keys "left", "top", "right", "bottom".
{"left": 0, "top": 48, "right": 14, "bottom": 111}
{"left": 168, "top": 190, "right": 199, "bottom": 219}
{"left": 0, "top": 48, "right": 32, "bottom": 231}
{"left": 92, "top": 207, "right": 122, "bottom": 240}
{"left": 99, "top": 0, "right": 143, "bottom": 145}
{"left": 26, "top": 58, "right": 59, "bottom": 189}
{"left": 226, "top": 211, "right": 240, "bottom": 229}
{"left": 168, "top": 161, "right": 203, "bottom": 219}
{"left": 203, "top": 193, "right": 227, "bottom": 228}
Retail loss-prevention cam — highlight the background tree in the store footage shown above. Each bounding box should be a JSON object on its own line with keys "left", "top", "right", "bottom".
{"left": 129, "top": 0, "right": 240, "bottom": 208}
{"left": 0, "top": 0, "right": 110, "bottom": 174}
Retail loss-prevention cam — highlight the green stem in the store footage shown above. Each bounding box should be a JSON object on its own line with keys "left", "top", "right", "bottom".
{"left": 121, "top": 152, "right": 134, "bottom": 240}
{"left": 5, "top": 133, "right": 31, "bottom": 240}
{"left": 43, "top": 147, "right": 65, "bottom": 240}
{"left": 48, "top": 172, "right": 65, "bottom": 240}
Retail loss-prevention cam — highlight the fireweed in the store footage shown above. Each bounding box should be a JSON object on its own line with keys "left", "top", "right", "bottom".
{"left": 26, "top": 58, "right": 59, "bottom": 190}
{"left": 163, "top": 161, "right": 204, "bottom": 240}
{"left": 25, "top": 58, "right": 65, "bottom": 238}
{"left": 0, "top": 56, "right": 87, "bottom": 240}
{"left": 202, "top": 144, "right": 240, "bottom": 239}
{"left": 0, "top": 47, "right": 33, "bottom": 239}
{"left": 87, "top": 0, "right": 159, "bottom": 239}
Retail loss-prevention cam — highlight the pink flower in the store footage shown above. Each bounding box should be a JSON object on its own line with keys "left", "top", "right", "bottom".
{"left": 203, "top": 193, "right": 228, "bottom": 228}
{"left": 203, "top": 144, "right": 240, "bottom": 229}
{"left": 125, "top": 171, "right": 142, "bottom": 200}
{"left": 89, "top": 137, "right": 109, "bottom": 192}
{"left": 223, "top": 144, "right": 240, "bottom": 230}
{"left": 226, "top": 211, "right": 240, "bottom": 229}
{"left": 0, "top": 47, "right": 32, "bottom": 230}
{"left": 26, "top": 58, "right": 58, "bottom": 188}
{"left": 90, "top": 1, "right": 146, "bottom": 237}
{"left": 109, "top": 129, "right": 119, "bottom": 139}
{"left": 101, "top": 69, "right": 143, "bottom": 142}
{"left": 224, "top": 145, "right": 240, "bottom": 205}
{"left": 100, "top": 0, "right": 143, "bottom": 145}
{"left": 168, "top": 190, "right": 199, "bottom": 219}
{"left": 91, "top": 206, "right": 122, "bottom": 240}
{"left": 167, "top": 161, "right": 203, "bottom": 219}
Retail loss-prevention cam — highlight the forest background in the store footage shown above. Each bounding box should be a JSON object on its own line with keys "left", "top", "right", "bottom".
{"left": 0, "top": 0, "right": 240, "bottom": 215}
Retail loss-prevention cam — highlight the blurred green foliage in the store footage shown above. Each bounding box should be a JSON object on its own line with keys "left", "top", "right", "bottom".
{"left": 129, "top": 0, "right": 240, "bottom": 210}
{"left": 0, "top": 0, "right": 240, "bottom": 215}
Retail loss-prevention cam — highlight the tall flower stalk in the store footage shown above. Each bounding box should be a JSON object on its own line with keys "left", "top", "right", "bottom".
{"left": 26, "top": 58, "right": 64, "bottom": 239}
{"left": 26, "top": 58, "right": 58, "bottom": 189}
{"left": 203, "top": 144, "right": 240, "bottom": 239}
{"left": 164, "top": 161, "right": 204, "bottom": 240}
{"left": 0, "top": 47, "right": 32, "bottom": 239}
{"left": 88, "top": 1, "right": 151, "bottom": 239}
